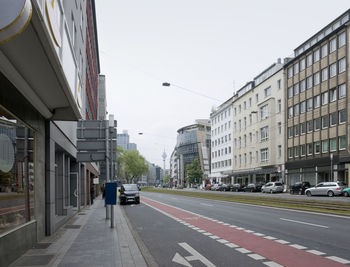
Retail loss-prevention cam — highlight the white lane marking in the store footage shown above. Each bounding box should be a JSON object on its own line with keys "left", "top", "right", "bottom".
{"left": 200, "top": 203, "right": 213, "bottom": 207}
{"left": 225, "top": 242, "right": 239, "bottom": 248}
{"left": 217, "top": 221, "right": 225, "bottom": 224}
{"left": 289, "top": 244, "right": 307, "bottom": 250}
{"left": 236, "top": 227, "right": 245, "bottom": 230}
{"left": 306, "top": 250, "right": 325, "bottom": 255}
{"left": 197, "top": 229, "right": 205, "bottom": 233}
{"left": 203, "top": 232, "right": 212, "bottom": 236}
{"left": 217, "top": 239, "right": 229, "bottom": 244}
{"left": 229, "top": 225, "right": 237, "bottom": 228}
{"left": 248, "top": 254, "right": 265, "bottom": 260}
{"left": 326, "top": 256, "right": 350, "bottom": 264}
{"left": 172, "top": 253, "right": 192, "bottom": 267}
{"left": 275, "top": 240, "right": 290, "bottom": 244}
{"left": 264, "top": 236, "right": 277, "bottom": 240}
{"left": 263, "top": 261, "right": 284, "bottom": 267}
{"left": 179, "top": 242, "right": 216, "bottom": 267}
{"left": 280, "top": 218, "right": 329, "bottom": 228}
{"left": 192, "top": 227, "right": 200, "bottom": 230}
{"left": 244, "top": 230, "right": 254, "bottom": 233}
{"left": 223, "top": 223, "right": 230, "bottom": 226}
{"left": 236, "top": 248, "right": 251, "bottom": 254}
{"left": 209, "top": 235, "right": 220, "bottom": 239}
{"left": 253, "top": 233, "right": 265, "bottom": 236}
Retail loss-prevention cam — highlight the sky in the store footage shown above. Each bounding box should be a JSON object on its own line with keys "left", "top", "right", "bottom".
{"left": 96, "top": 0, "right": 350, "bottom": 168}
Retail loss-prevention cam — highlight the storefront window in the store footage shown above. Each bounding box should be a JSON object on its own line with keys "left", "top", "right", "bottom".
{"left": 0, "top": 107, "right": 35, "bottom": 234}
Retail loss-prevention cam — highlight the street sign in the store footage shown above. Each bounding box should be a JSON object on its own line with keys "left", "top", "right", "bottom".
{"left": 77, "top": 127, "right": 117, "bottom": 139}
{"left": 105, "top": 182, "right": 117, "bottom": 205}
{"left": 77, "top": 152, "right": 116, "bottom": 162}
{"left": 77, "top": 140, "right": 117, "bottom": 151}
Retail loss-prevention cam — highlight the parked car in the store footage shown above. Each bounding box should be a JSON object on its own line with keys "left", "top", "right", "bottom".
{"left": 342, "top": 188, "right": 350, "bottom": 197}
{"left": 290, "top": 181, "right": 311, "bottom": 195}
{"left": 230, "top": 183, "right": 244, "bottom": 192}
{"left": 243, "top": 183, "right": 262, "bottom": 192}
{"left": 305, "top": 181, "right": 347, "bottom": 197}
{"left": 211, "top": 184, "right": 220, "bottom": 191}
{"left": 218, "top": 184, "right": 231, "bottom": 191}
{"left": 261, "top": 182, "right": 284, "bottom": 194}
{"left": 119, "top": 184, "right": 140, "bottom": 204}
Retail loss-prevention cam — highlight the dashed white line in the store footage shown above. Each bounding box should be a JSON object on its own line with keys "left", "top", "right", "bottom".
{"left": 263, "top": 261, "right": 284, "bottom": 267}
{"left": 217, "top": 239, "right": 229, "bottom": 244}
{"left": 236, "top": 248, "right": 252, "bottom": 254}
{"left": 244, "top": 230, "right": 254, "bottom": 233}
{"left": 209, "top": 235, "right": 220, "bottom": 239}
{"left": 264, "top": 236, "right": 277, "bottom": 240}
{"left": 280, "top": 218, "right": 329, "bottom": 228}
{"left": 223, "top": 223, "right": 230, "bottom": 226}
{"left": 248, "top": 254, "right": 265, "bottom": 260}
{"left": 275, "top": 240, "right": 290, "bottom": 245}
{"left": 306, "top": 249, "right": 325, "bottom": 256}
{"left": 225, "top": 242, "right": 239, "bottom": 248}
{"left": 253, "top": 233, "right": 265, "bottom": 236}
{"left": 236, "top": 227, "right": 245, "bottom": 230}
{"left": 229, "top": 225, "right": 237, "bottom": 228}
{"left": 289, "top": 244, "right": 307, "bottom": 250}
{"left": 197, "top": 229, "right": 205, "bottom": 233}
{"left": 203, "top": 232, "right": 212, "bottom": 236}
{"left": 326, "top": 256, "right": 350, "bottom": 264}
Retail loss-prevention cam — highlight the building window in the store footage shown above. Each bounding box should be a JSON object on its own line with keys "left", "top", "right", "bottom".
{"left": 239, "top": 105, "right": 241, "bottom": 113}
{"left": 288, "top": 127, "right": 293, "bottom": 138}
{"left": 330, "top": 38, "right": 337, "bottom": 53}
{"left": 277, "top": 99, "right": 281, "bottom": 113}
{"left": 339, "top": 57, "right": 346, "bottom": 73}
{"left": 314, "top": 95, "right": 320, "bottom": 108}
{"left": 307, "top": 143, "right": 313, "bottom": 155}
{"left": 321, "top": 68, "right": 328, "bottom": 82}
{"left": 294, "top": 104, "right": 299, "bottom": 116}
{"left": 314, "top": 72, "right": 320, "bottom": 85}
{"left": 277, "top": 79, "right": 281, "bottom": 89}
{"left": 260, "top": 126, "right": 269, "bottom": 142}
{"left": 300, "top": 122, "right": 306, "bottom": 134}
{"left": 322, "top": 91, "right": 328, "bottom": 105}
{"left": 300, "top": 58, "right": 306, "bottom": 71}
{"left": 322, "top": 115, "right": 329, "bottom": 129}
{"left": 306, "top": 76, "right": 313, "bottom": 89}
{"left": 294, "top": 63, "right": 299, "bottom": 74}
{"left": 307, "top": 120, "right": 313, "bottom": 132}
{"left": 321, "top": 43, "right": 328, "bottom": 58}
{"left": 294, "top": 124, "right": 299, "bottom": 136}
{"left": 294, "top": 83, "right": 299, "bottom": 95}
{"left": 256, "top": 151, "right": 258, "bottom": 163}
{"left": 264, "top": 87, "right": 271, "bottom": 97}
{"left": 278, "top": 122, "right": 281, "bottom": 135}
{"left": 322, "top": 140, "right": 328, "bottom": 153}
{"left": 339, "top": 109, "right": 346, "bottom": 124}
{"left": 339, "top": 136, "right": 347, "bottom": 150}
{"left": 307, "top": 53, "right": 313, "bottom": 67}
{"left": 256, "top": 93, "right": 259, "bottom": 103}
{"left": 330, "top": 63, "right": 337, "bottom": 78}
{"left": 339, "top": 83, "right": 346, "bottom": 99}
{"left": 314, "top": 141, "right": 321, "bottom": 154}
{"left": 288, "top": 87, "right": 293, "bottom": 98}
{"left": 278, "top": 145, "right": 282, "bottom": 158}
{"left": 288, "top": 148, "right": 293, "bottom": 159}
{"left": 260, "top": 148, "right": 269, "bottom": 162}
{"left": 288, "top": 67, "right": 293, "bottom": 78}
{"left": 249, "top": 152, "right": 252, "bottom": 164}
{"left": 244, "top": 101, "right": 246, "bottom": 110}
{"left": 307, "top": 98, "right": 313, "bottom": 111}
{"left": 300, "top": 80, "right": 306, "bottom": 92}
{"left": 294, "top": 146, "right": 299, "bottom": 157}
{"left": 300, "top": 101, "right": 306, "bottom": 113}
{"left": 260, "top": 104, "right": 269, "bottom": 120}
{"left": 300, "top": 145, "right": 305, "bottom": 156}
{"left": 314, "top": 49, "right": 320, "bottom": 62}
{"left": 330, "top": 138, "right": 337, "bottom": 152}
{"left": 249, "top": 132, "right": 252, "bottom": 143}
{"left": 338, "top": 32, "right": 346, "bottom": 48}
{"left": 288, "top": 107, "right": 293, "bottom": 118}
{"left": 314, "top": 117, "right": 321, "bottom": 131}
{"left": 330, "top": 88, "right": 337, "bottom": 102}
{"left": 330, "top": 112, "right": 337, "bottom": 126}
{"left": 249, "top": 97, "right": 252, "bottom": 107}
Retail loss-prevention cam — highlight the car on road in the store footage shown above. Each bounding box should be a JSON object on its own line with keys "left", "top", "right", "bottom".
{"left": 119, "top": 184, "right": 140, "bottom": 204}
{"left": 290, "top": 181, "right": 311, "bottom": 195}
{"left": 305, "top": 181, "right": 347, "bottom": 197}
{"left": 243, "top": 183, "right": 262, "bottom": 192}
{"left": 218, "top": 184, "right": 231, "bottom": 191}
{"left": 342, "top": 188, "right": 350, "bottom": 197}
{"left": 211, "top": 184, "right": 221, "bottom": 191}
{"left": 230, "top": 183, "right": 244, "bottom": 192}
{"left": 261, "top": 182, "right": 284, "bottom": 194}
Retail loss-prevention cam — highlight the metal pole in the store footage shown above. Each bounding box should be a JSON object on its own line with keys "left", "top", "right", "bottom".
{"left": 105, "top": 120, "right": 110, "bottom": 219}
{"left": 330, "top": 153, "right": 333, "bottom": 182}
{"left": 109, "top": 115, "right": 114, "bottom": 228}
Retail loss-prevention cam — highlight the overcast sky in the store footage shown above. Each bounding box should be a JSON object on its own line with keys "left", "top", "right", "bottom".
{"left": 96, "top": 1, "right": 350, "bottom": 168}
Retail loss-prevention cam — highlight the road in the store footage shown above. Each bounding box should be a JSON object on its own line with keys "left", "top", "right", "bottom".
{"left": 122, "top": 191, "right": 350, "bottom": 267}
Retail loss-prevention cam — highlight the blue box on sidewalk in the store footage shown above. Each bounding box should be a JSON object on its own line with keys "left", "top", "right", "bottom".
{"left": 105, "top": 182, "right": 117, "bottom": 205}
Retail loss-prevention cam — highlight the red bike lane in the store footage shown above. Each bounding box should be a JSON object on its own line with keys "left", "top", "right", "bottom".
{"left": 142, "top": 197, "right": 347, "bottom": 267}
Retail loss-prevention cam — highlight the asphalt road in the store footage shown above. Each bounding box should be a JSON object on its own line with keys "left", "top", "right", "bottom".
{"left": 123, "top": 191, "right": 350, "bottom": 267}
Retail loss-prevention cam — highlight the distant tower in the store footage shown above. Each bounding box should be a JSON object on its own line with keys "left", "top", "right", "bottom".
{"left": 162, "top": 150, "right": 167, "bottom": 177}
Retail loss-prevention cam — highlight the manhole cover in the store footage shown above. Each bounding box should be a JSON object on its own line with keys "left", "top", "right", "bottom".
{"left": 64, "top": 225, "right": 81, "bottom": 229}
{"left": 13, "top": 255, "right": 54, "bottom": 266}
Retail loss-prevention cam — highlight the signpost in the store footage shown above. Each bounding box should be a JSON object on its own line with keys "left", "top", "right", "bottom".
{"left": 77, "top": 116, "right": 117, "bottom": 227}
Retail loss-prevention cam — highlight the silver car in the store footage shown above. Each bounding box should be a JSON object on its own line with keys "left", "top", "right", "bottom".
{"left": 261, "top": 182, "right": 284, "bottom": 194}
{"left": 305, "top": 181, "right": 347, "bottom": 197}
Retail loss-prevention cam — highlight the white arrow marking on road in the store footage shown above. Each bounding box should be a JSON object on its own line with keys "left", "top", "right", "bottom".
{"left": 179, "top": 242, "right": 216, "bottom": 267}
{"left": 172, "top": 253, "right": 192, "bottom": 267}
{"left": 280, "top": 218, "right": 329, "bottom": 228}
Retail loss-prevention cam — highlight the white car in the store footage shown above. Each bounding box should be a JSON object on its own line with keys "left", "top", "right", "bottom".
{"left": 261, "top": 182, "right": 284, "bottom": 194}
{"left": 305, "top": 182, "right": 347, "bottom": 197}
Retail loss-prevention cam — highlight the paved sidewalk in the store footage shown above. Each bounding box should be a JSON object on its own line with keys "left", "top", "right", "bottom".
{"left": 9, "top": 198, "right": 147, "bottom": 267}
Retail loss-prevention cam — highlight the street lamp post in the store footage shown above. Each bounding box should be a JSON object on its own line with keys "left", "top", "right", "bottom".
{"left": 330, "top": 153, "right": 334, "bottom": 182}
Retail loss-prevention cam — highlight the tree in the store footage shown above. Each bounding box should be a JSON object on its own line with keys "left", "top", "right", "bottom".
{"left": 122, "top": 150, "right": 149, "bottom": 183}
{"left": 116, "top": 146, "right": 125, "bottom": 179}
{"left": 186, "top": 158, "right": 203, "bottom": 185}
{"left": 163, "top": 174, "right": 170, "bottom": 184}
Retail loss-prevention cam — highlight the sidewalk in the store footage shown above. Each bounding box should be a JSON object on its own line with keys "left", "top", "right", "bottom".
{"left": 9, "top": 198, "right": 148, "bottom": 267}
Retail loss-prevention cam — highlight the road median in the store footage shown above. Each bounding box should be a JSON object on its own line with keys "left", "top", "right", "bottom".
{"left": 142, "top": 188, "right": 350, "bottom": 216}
